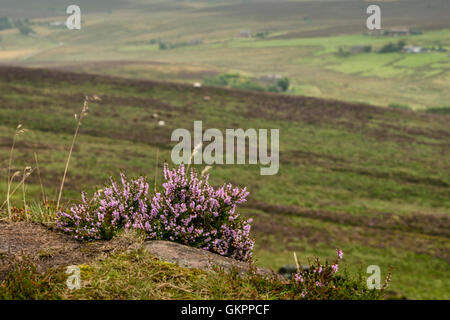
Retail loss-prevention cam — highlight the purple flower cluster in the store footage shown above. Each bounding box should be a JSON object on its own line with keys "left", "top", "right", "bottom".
{"left": 292, "top": 249, "right": 344, "bottom": 298}
{"left": 147, "top": 164, "right": 254, "bottom": 261}
{"left": 56, "top": 173, "right": 151, "bottom": 240}
{"left": 56, "top": 164, "right": 254, "bottom": 261}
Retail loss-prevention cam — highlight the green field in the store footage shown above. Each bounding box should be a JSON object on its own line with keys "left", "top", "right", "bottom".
{"left": 0, "top": 66, "right": 448, "bottom": 299}
{"left": 0, "top": 0, "right": 449, "bottom": 300}
{"left": 0, "top": 0, "right": 449, "bottom": 109}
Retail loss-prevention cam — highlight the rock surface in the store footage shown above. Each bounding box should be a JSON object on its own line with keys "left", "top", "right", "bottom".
{"left": 145, "top": 240, "right": 279, "bottom": 278}
{"left": 0, "top": 221, "right": 281, "bottom": 281}
{"left": 0, "top": 221, "right": 135, "bottom": 280}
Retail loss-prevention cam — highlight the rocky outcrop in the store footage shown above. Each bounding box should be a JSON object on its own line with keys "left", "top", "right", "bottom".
{"left": 0, "top": 221, "right": 126, "bottom": 280}
{"left": 145, "top": 240, "right": 280, "bottom": 279}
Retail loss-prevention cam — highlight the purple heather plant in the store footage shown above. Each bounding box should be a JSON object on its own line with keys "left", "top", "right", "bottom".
{"left": 292, "top": 249, "right": 344, "bottom": 299}
{"left": 56, "top": 164, "right": 254, "bottom": 261}
{"left": 147, "top": 164, "right": 254, "bottom": 261}
{"left": 288, "top": 249, "right": 392, "bottom": 299}
{"left": 56, "top": 173, "right": 151, "bottom": 240}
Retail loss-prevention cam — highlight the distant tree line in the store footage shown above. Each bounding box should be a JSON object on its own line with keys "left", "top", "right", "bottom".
{"left": 0, "top": 16, "right": 34, "bottom": 35}
{"left": 204, "top": 73, "right": 290, "bottom": 93}
{"left": 0, "top": 17, "right": 12, "bottom": 31}
{"left": 156, "top": 39, "right": 203, "bottom": 50}
{"left": 337, "top": 45, "right": 372, "bottom": 57}
{"left": 378, "top": 40, "right": 446, "bottom": 54}
{"left": 254, "top": 31, "right": 269, "bottom": 39}
{"left": 378, "top": 40, "right": 406, "bottom": 54}
{"left": 337, "top": 40, "right": 444, "bottom": 56}
{"left": 431, "top": 41, "right": 447, "bottom": 52}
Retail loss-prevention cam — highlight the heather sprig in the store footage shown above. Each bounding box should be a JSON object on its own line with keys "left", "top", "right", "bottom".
{"left": 289, "top": 249, "right": 391, "bottom": 299}
{"left": 147, "top": 164, "right": 254, "bottom": 261}
{"left": 56, "top": 173, "right": 151, "bottom": 240}
{"left": 292, "top": 249, "right": 345, "bottom": 299}
{"left": 56, "top": 164, "right": 254, "bottom": 261}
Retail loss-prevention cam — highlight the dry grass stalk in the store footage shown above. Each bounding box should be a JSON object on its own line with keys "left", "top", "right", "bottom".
{"left": 6, "top": 124, "right": 28, "bottom": 220}
{"left": 1, "top": 167, "right": 35, "bottom": 212}
{"left": 186, "top": 142, "right": 202, "bottom": 175}
{"left": 34, "top": 152, "right": 46, "bottom": 203}
{"left": 56, "top": 97, "right": 89, "bottom": 211}
{"left": 22, "top": 167, "right": 31, "bottom": 218}
{"left": 293, "top": 252, "right": 300, "bottom": 273}
{"left": 154, "top": 148, "right": 159, "bottom": 193}
{"left": 201, "top": 166, "right": 212, "bottom": 178}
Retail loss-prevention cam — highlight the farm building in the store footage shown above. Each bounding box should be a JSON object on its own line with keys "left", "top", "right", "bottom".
{"left": 383, "top": 29, "right": 410, "bottom": 36}
{"left": 402, "top": 46, "right": 429, "bottom": 54}
{"left": 367, "top": 28, "right": 423, "bottom": 37}
{"left": 239, "top": 30, "right": 252, "bottom": 38}
{"left": 350, "top": 46, "right": 372, "bottom": 54}
{"left": 260, "top": 74, "right": 282, "bottom": 81}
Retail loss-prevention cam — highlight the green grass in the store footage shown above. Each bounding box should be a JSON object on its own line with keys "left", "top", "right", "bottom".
{"left": 250, "top": 210, "right": 450, "bottom": 300}
{"left": 0, "top": 243, "right": 384, "bottom": 300}
{"left": 389, "top": 103, "right": 411, "bottom": 110}
{"left": 0, "top": 66, "right": 448, "bottom": 299}
{"left": 0, "top": 257, "right": 66, "bottom": 300}
{"left": 0, "top": 1, "right": 447, "bottom": 299}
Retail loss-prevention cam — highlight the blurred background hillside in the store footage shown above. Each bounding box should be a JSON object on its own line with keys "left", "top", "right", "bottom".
{"left": 0, "top": 0, "right": 449, "bottom": 299}
{"left": 0, "top": 0, "right": 449, "bottom": 109}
